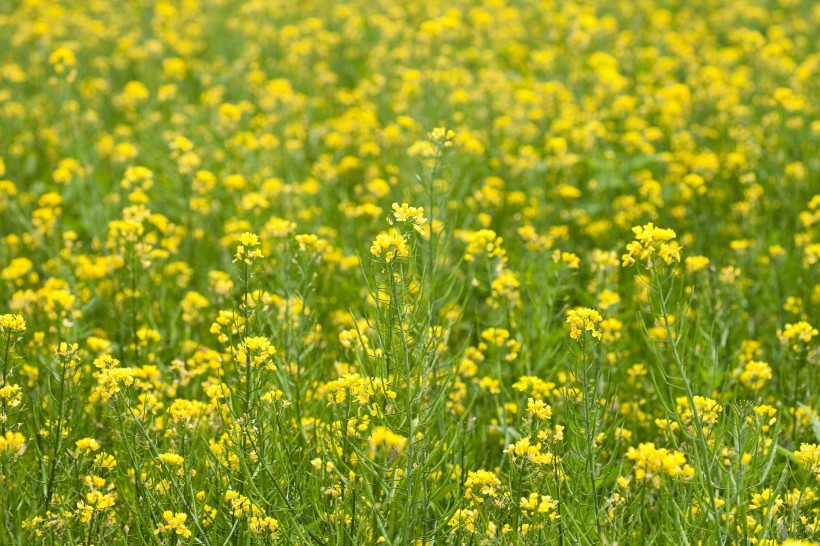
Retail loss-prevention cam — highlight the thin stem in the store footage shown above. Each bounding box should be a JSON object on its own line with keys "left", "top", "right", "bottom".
{"left": 389, "top": 262, "right": 415, "bottom": 546}
{"left": 44, "top": 355, "right": 69, "bottom": 510}
{"left": 1, "top": 331, "right": 11, "bottom": 435}
{"left": 580, "top": 337, "right": 603, "bottom": 540}
{"left": 655, "top": 266, "right": 724, "bottom": 543}
{"left": 243, "top": 261, "right": 252, "bottom": 417}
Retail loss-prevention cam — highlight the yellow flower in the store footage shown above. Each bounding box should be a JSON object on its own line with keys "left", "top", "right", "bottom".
{"left": 627, "top": 443, "right": 695, "bottom": 488}
{"left": 463, "top": 469, "right": 501, "bottom": 502}
{"left": 76, "top": 438, "right": 101, "bottom": 453}
{"left": 370, "top": 230, "right": 409, "bottom": 263}
{"left": 0, "top": 314, "right": 26, "bottom": 335}
{"left": 778, "top": 321, "right": 818, "bottom": 350}
{"left": 0, "top": 384, "right": 22, "bottom": 408}
{"left": 519, "top": 492, "right": 559, "bottom": 517}
{"left": 1, "top": 257, "right": 34, "bottom": 284}
{"left": 566, "top": 307, "right": 603, "bottom": 341}
{"left": 0, "top": 431, "right": 26, "bottom": 453}
{"left": 224, "top": 490, "right": 264, "bottom": 517}
{"left": 676, "top": 396, "right": 722, "bottom": 429}
{"left": 76, "top": 491, "right": 115, "bottom": 523}
{"left": 95, "top": 452, "right": 117, "bottom": 469}
{"left": 154, "top": 511, "right": 192, "bottom": 538}
{"left": 49, "top": 47, "right": 76, "bottom": 74}
{"left": 622, "top": 223, "right": 681, "bottom": 267}
{"left": 794, "top": 444, "right": 820, "bottom": 479}
{"left": 685, "top": 255, "right": 710, "bottom": 273}
{"left": 526, "top": 398, "right": 552, "bottom": 420}
{"left": 448, "top": 509, "right": 477, "bottom": 534}
{"left": 295, "top": 233, "right": 328, "bottom": 253}
{"left": 738, "top": 361, "right": 772, "bottom": 390}
{"left": 92, "top": 356, "right": 136, "bottom": 400}
{"left": 249, "top": 516, "right": 279, "bottom": 535}
{"left": 480, "top": 327, "right": 510, "bottom": 346}
{"left": 369, "top": 426, "right": 407, "bottom": 453}
{"left": 552, "top": 250, "right": 581, "bottom": 269}
{"left": 428, "top": 127, "right": 455, "bottom": 148}
{"left": 391, "top": 203, "right": 427, "bottom": 233}
{"left": 504, "top": 436, "right": 555, "bottom": 465}
{"left": 460, "top": 229, "right": 506, "bottom": 263}
{"left": 233, "top": 232, "right": 264, "bottom": 265}
{"left": 236, "top": 336, "right": 277, "bottom": 370}
{"left": 158, "top": 452, "right": 185, "bottom": 466}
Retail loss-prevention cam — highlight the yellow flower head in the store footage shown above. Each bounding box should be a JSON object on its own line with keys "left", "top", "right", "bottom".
{"left": 154, "top": 511, "right": 192, "bottom": 539}
{"left": 622, "top": 223, "right": 681, "bottom": 267}
{"left": 234, "top": 232, "right": 264, "bottom": 265}
{"left": 0, "top": 314, "right": 26, "bottom": 336}
{"left": 428, "top": 127, "right": 455, "bottom": 148}
{"left": 370, "top": 230, "right": 409, "bottom": 263}
{"left": 391, "top": 203, "right": 427, "bottom": 233}
{"left": 49, "top": 47, "right": 76, "bottom": 74}
{"left": 158, "top": 452, "right": 185, "bottom": 466}
{"left": 566, "top": 307, "right": 603, "bottom": 342}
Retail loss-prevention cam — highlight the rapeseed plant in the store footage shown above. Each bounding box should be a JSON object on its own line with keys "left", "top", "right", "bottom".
{"left": 0, "top": 0, "right": 818, "bottom": 544}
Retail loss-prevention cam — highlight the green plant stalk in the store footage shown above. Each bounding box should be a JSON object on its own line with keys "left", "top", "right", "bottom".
{"left": 579, "top": 336, "right": 603, "bottom": 541}
{"left": 243, "top": 260, "right": 252, "bottom": 417}
{"left": 654, "top": 265, "right": 725, "bottom": 544}
{"left": 43, "top": 355, "right": 69, "bottom": 510}
{"left": 389, "top": 260, "right": 416, "bottom": 546}
{"left": 117, "top": 394, "right": 211, "bottom": 546}
{"left": 1, "top": 331, "right": 11, "bottom": 435}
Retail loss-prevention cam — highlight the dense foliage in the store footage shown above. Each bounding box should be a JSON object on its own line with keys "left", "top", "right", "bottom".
{"left": 0, "top": 0, "right": 818, "bottom": 544}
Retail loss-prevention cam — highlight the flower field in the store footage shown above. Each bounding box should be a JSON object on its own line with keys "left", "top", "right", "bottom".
{"left": 0, "top": 0, "right": 818, "bottom": 544}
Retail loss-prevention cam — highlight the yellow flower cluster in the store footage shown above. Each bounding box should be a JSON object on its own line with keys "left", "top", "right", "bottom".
{"left": 49, "top": 47, "right": 76, "bottom": 76}
{"left": 75, "top": 438, "right": 100, "bottom": 453}
{"left": 448, "top": 508, "right": 477, "bottom": 534}
{"left": 92, "top": 356, "right": 136, "bottom": 401}
{"left": 0, "top": 431, "right": 26, "bottom": 453}
{"left": 224, "top": 490, "right": 264, "bottom": 518}
{"left": 154, "top": 511, "right": 192, "bottom": 539}
{"left": 795, "top": 444, "right": 820, "bottom": 479}
{"left": 504, "top": 437, "right": 555, "bottom": 465}
{"left": 0, "top": 384, "right": 22, "bottom": 408}
{"left": 676, "top": 396, "right": 723, "bottom": 428}
{"left": 626, "top": 443, "right": 695, "bottom": 488}
{"left": 370, "top": 230, "right": 409, "bottom": 263}
{"left": 369, "top": 426, "right": 407, "bottom": 453}
{"left": 463, "top": 469, "right": 502, "bottom": 503}
{"left": 320, "top": 373, "right": 395, "bottom": 405}
{"left": 0, "top": 314, "right": 26, "bottom": 335}
{"left": 519, "top": 493, "right": 559, "bottom": 518}
{"left": 461, "top": 229, "right": 506, "bottom": 263}
{"left": 526, "top": 398, "right": 552, "bottom": 420}
{"left": 738, "top": 360, "right": 773, "bottom": 390}
{"left": 0, "top": 0, "right": 817, "bottom": 541}
{"left": 249, "top": 515, "right": 279, "bottom": 536}
{"left": 236, "top": 336, "right": 277, "bottom": 370}
{"left": 391, "top": 202, "right": 427, "bottom": 234}
{"left": 233, "top": 232, "right": 264, "bottom": 266}
{"left": 428, "top": 127, "right": 455, "bottom": 148}
{"left": 779, "top": 321, "right": 818, "bottom": 351}
{"left": 76, "top": 490, "right": 116, "bottom": 524}
{"left": 157, "top": 452, "right": 184, "bottom": 466}
{"left": 622, "top": 223, "right": 682, "bottom": 267}
{"left": 565, "top": 307, "right": 603, "bottom": 342}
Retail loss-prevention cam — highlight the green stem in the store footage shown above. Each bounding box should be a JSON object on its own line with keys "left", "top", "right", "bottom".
{"left": 580, "top": 337, "right": 603, "bottom": 540}
{"left": 655, "top": 266, "right": 724, "bottom": 543}
{"left": 44, "top": 355, "right": 69, "bottom": 510}
{"left": 244, "top": 261, "right": 252, "bottom": 417}
{"left": 0, "top": 331, "right": 10, "bottom": 435}
{"left": 390, "top": 262, "right": 415, "bottom": 546}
